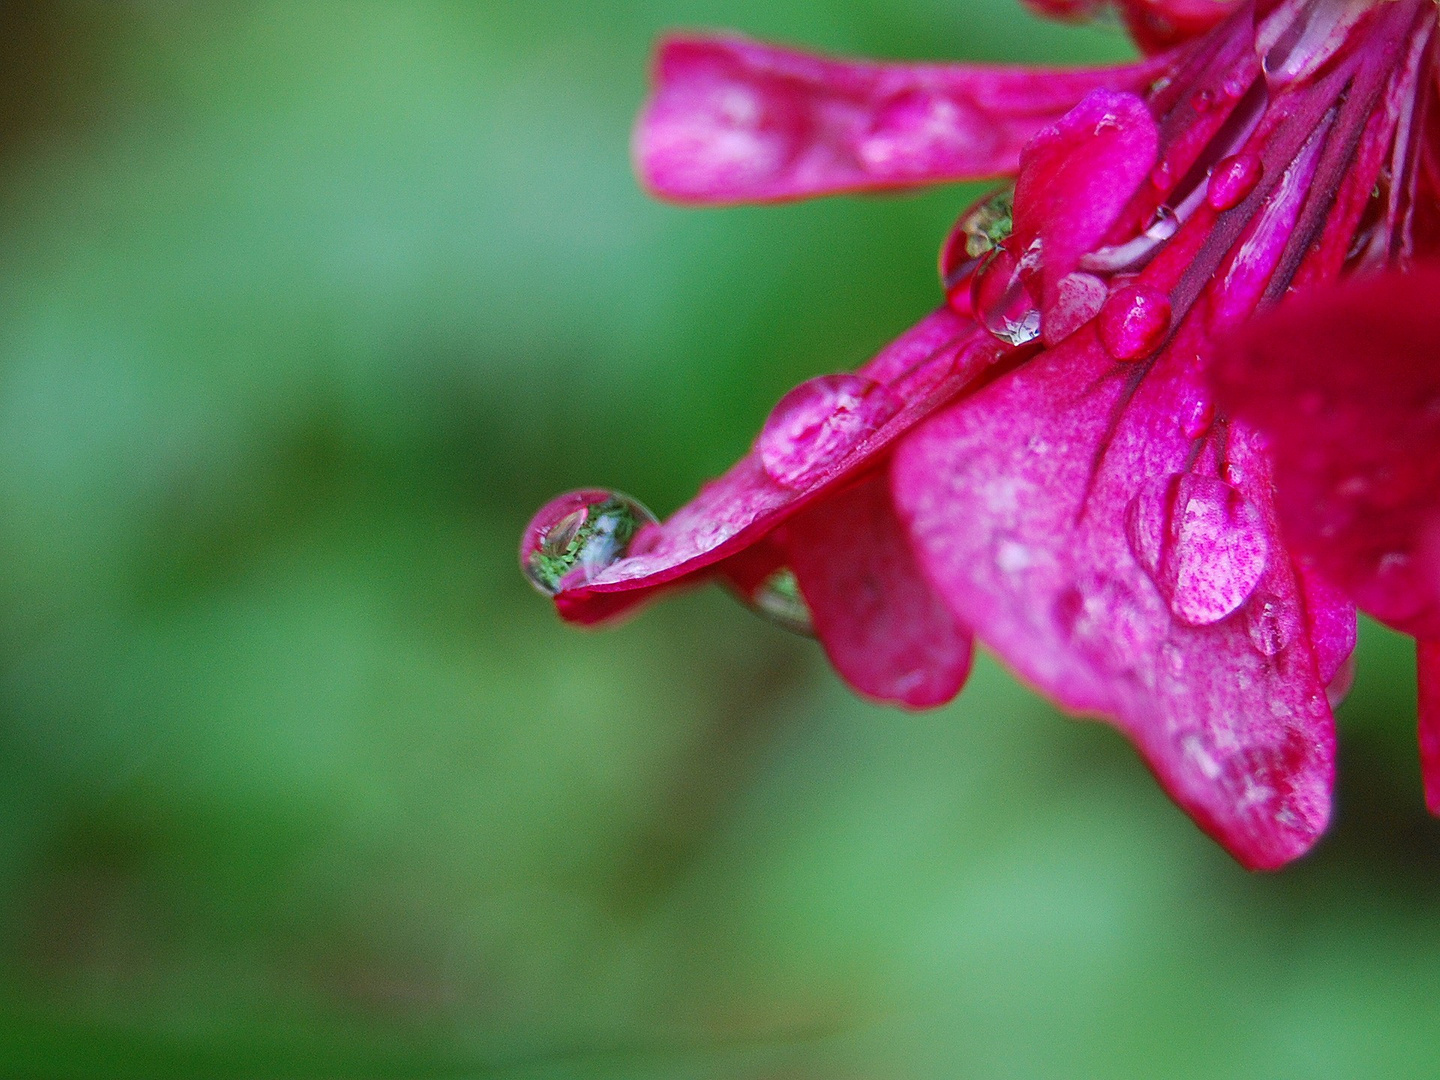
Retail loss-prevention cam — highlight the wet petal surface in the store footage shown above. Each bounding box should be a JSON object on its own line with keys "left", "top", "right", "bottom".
{"left": 636, "top": 35, "right": 1168, "bottom": 203}
{"left": 893, "top": 325, "right": 1338, "bottom": 868}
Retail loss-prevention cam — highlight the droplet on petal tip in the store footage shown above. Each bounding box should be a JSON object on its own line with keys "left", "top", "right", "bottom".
{"left": 522, "top": 489, "right": 659, "bottom": 596}
{"left": 756, "top": 373, "right": 902, "bottom": 489}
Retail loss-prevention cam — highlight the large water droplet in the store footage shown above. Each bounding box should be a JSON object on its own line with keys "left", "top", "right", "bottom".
{"left": 1244, "top": 592, "right": 1299, "bottom": 657}
{"left": 940, "top": 185, "right": 1014, "bottom": 307}
{"left": 756, "top": 373, "right": 901, "bottom": 489}
{"left": 522, "top": 489, "right": 659, "bottom": 596}
{"left": 1098, "top": 284, "right": 1172, "bottom": 361}
{"left": 1206, "top": 153, "right": 1263, "bottom": 210}
{"left": 972, "top": 242, "right": 1042, "bottom": 347}
{"left": 745, "top": 567, "right": 814, "bottom": 636}
{"left": 1126, "top": 473, "right": 1270, "bottom": 625}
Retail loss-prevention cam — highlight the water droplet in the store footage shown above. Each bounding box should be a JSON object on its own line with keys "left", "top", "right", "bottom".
{"left": 1206, "top": 153, "right": 1263, "bottom": 210}
{"left": 940, "top": 186, "right": 1015, "bottom": 306}
{"left": 1192, "top": 87, "right": 1217, "bottom": 113}
{"left": 1150, "top": 160, "right": 1174, "bottom": 190}
{"left": 1180, "top": 396, "right": 1216, "bottom": 439}
{"left": 522, "top": 489, "right": 659, "bottom": 596}
{"left": 747, "top": 567, "right": 814, "bottom": 636}
{"left": 972, "top": 244, "right": 1041, "bottom": 347}
{"left": 1244, "top": 592, "right": 1298, "bottom": 657}
{"left": 756, "top": 373, "right": 901, "bottom": 489}
{"left": 1098, "top": 284, "right": 1172, "bottom": 361}
{"left": 1126, "top": 473, "right": 1269, "bottom": 625}
{"left": 1042, "top": 271, "right": 1107, "bottom": 346}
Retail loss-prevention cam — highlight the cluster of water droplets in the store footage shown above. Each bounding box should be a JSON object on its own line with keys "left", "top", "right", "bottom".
{"left": 521, "top": 490, "right": 658, "bottom": 596}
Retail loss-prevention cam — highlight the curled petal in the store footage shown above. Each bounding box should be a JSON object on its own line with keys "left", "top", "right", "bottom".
{"left": 545, "top": 308, "right": 1002, "bottom": 626}
{"left": 1011, "top": 89, "right": 1159, "bottom": 316}
{"left": 636, "top": 34, "right": 1169, "bottom": 203}
{"left": 892, "top": 323, "right": 1337, "bottom": 869}
{"left": 785, "top": 472, "right": 973, "bottom": 708}
{"left": 1212, "top": 270, "right": 1440, "bottom": 640}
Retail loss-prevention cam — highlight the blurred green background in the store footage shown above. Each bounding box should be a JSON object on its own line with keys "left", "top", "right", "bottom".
{"left": 0, "top": 2, "right": 1435, "bottom": 1077}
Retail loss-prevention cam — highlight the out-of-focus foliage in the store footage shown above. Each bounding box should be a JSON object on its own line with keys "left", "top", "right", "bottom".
{"left": 0, "top": 3, "right": 1435, "bottom": 1078}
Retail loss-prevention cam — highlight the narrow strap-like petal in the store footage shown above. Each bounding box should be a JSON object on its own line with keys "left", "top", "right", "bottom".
{"left": 785, "top": 472, "right": 973, "bottom": 708}
{"left": 636, "top": 34, "right": 1169, "bottom": 203}
{"left": 1212, "top": 269, "right": 1440, "bottom": 641}
{"left": 892, "top": 323, "right": 1337, "bottom": 869}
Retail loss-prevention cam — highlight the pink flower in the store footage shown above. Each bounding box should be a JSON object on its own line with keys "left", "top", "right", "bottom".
{"left": 523, "top": 0, "right": 1438, "bottom": 868}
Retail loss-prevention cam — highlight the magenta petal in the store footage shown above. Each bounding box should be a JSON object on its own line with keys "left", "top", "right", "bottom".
{"left": 636, "top": 34, "right": 1168, "bottom": 203}
{"left": 1420, "top": 641, "right": 1440, "bottom": 816}
{"left": 892, "top": 326, "right": 1336, "bottom": 869}
{"left": 1012, "top": 90, "right": 1159, "bottom": 314}
{"left": 546, "top": 308, "right": 1001, "bottom": 624}
{"left": 784, "top": 472, "right": 972, "bottom": 708}
{"left": 1213, "top": 271, "right": 1440, "bottom": 640}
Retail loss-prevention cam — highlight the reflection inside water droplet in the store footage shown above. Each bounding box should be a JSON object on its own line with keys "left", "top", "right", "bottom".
{"left": 756, "top": 374, "right": 902, "bottom": 489}
{"left": 940, "top": 186, "right": 1014, "bottom": 306}
{"left": 746, "top": 567, "right": 814, "bottom": 636}
{"left": 972, "top": 242, "right": 1041, "bottom": 347}
{"left": 521, "top": 489, "right": 659, "bottom": 596}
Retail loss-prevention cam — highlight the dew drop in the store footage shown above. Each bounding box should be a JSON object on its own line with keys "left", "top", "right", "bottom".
{"left": 1192, "top": 87, "right": 1217, "bottom": 114}
{"left": 940, "top": 185, "right": 1015, "bottom": 307}
{"left": 1244, "top": 592, "right": 1298, "bottom": 657}
{"left": 746, "top": 566, "right": 814, "bottom": 636}
{"left": 756, "top": 373, "right": 902, "bottom": 489}
{"left": 1206, "top": 153, "right": 1263, "bottom": 210}
{"left": 522, "top": 489, "right": 659, "bottom": 596}
{"left": 1180, "top": 396, "right": 1216, "bottom": 440}
{"left": 1098, "top": 284, "right": 1172, "bottom": 361}
{"left": 1125, "top": 473, "right": 1269, "bottom": 625}
{"left": 972, "top": 243, "right": 1042, "bottom": 347}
